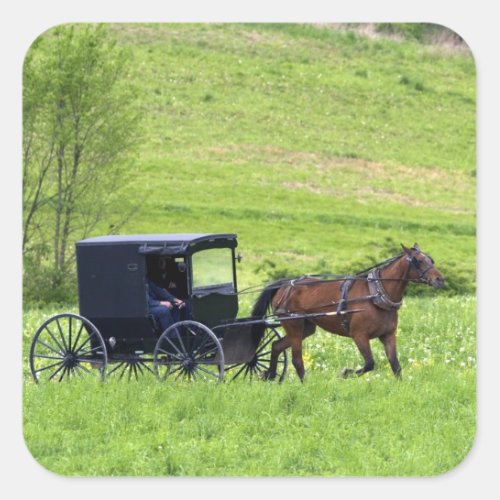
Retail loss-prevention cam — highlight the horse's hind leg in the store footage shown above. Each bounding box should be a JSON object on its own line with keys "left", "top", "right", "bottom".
{"left": 264, "top": 320, "right": 314, "bottom": 382}
{"left": 340, "top": 333, "right": 375, "bottom": 377}
{"left": 263, "top": 334, "right": 291, "bottom": 381}
{"left": 379, "top": 332, "right": 402, "bottom": 377}
{"left": 280, "top": 320, "right": 306, "bottom": 382}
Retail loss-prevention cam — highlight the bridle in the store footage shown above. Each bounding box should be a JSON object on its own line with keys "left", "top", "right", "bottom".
{"left": 406, "top": 249, "right": 436, "bottom": 285}
{"left": 365, "top": 249, "right": 436, "bottom": 312}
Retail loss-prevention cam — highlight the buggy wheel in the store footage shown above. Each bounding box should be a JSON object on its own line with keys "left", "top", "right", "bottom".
{"left": 107, "top": 356, "right": 155, "bottom": 381}
{"left": 29, "top": 313, "right": 107, "bottom": 383}
{"left": 153, "top": 321, "right": 224, "bottom": 383}
{"left": 226, "top": 326, "right": 288, "bottom": 382}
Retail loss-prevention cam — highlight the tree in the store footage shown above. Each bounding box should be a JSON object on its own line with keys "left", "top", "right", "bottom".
{"left": 23, "top": 24, "right": 141, "bottom": 303}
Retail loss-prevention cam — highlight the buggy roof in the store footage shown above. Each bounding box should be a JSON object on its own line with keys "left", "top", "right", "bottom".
{"left": 76, "top": 233, "right": 237, "bottom": 255}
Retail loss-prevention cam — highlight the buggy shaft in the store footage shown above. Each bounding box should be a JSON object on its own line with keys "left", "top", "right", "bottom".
{"left": 274, "top": 308, "right": 365, "bottom": 322}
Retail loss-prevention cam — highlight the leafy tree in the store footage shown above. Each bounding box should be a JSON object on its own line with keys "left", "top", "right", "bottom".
{"left": 23, "top": 24, "right": 141, "bottom": 303}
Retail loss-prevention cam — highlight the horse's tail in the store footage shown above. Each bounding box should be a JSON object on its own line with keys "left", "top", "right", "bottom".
{"left": 251, "top": 279, "right": 288, "bottom": 345}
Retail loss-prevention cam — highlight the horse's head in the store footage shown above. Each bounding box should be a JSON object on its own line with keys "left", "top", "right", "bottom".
{"left": 401, "top": 243, "right": 445, "bottom": 288}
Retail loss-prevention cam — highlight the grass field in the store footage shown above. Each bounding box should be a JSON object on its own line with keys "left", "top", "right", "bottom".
{"left": 22, "top": 23, "right": 476, "bottom": 476}
{"left": 23, "top": 296, "right": 475, "bottom": 476}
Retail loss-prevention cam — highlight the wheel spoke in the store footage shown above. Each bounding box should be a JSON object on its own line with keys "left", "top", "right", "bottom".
{"left": 255, "top": 334, "right": 274, "bottom": 354}
{"left": 108, "top": 362, "right": 126, "bottom": 376}
{"left": 55, "top": 317, "right": 70, "bottom": 352}
{"left": 256, "top": 356, "right": 271, "bottom": 365}
{"left": 58, "top": 365, "right": 69, "bottom": 382}
{"left": 256, "top": 349, "right": 272, "bottom": 358}
{"left": 73, "top": 334, "right": 92, "bottom": 355}
{"left": 71, "top": 322, "right": 85, "bottom": 352}
{"left": 34, "top": 360, "right": 64, "bottom": 375}
{"left": 33, "top": 353, "right": 65, "bottom": 361}
{"left": 255, "top": 360, "right": 269, "bottom": 371}
{"left": 191, "top": 333, "right": 212, "bottom": 358}
{"left": 139, "top": 361, "right": 155, "bottom": 374}
{"left": 118, "top": 362, "right": 130, "bottom": 379}
{"left": 157, "top": 346, "right": 183, "bottom": 361}
{"left": 171, "top": 365, "right": 187, "bottom": 379}
{"left": 48, "top": 362, "right": 66, "bottom": 381}
{"left": 75, "top": 344, "right": 104, "bottom": 357}
{"left": 74, "top": 363, "right": 94, "bottom": 376}
{"left": 33, "top": 339, "right": 65, "bottom": 358}
{"left": 158, "top": 364, "right": 175, "bottom": 381}
{"left": 195, "top": 365, "right": 221, "bottom": 379}
{"left": 193, "top": 345, "right": 219, "bottom": 361}
{"left": 68, "top": 317, "right": 73, "bottom": 356}
{"left": 41, "top": 326, "right": 66, "bottom": 355}
{"left": 174, "top": 328, "right": 187, "bottom": 355}
{"left": 229, "top": 363, "right": 247, "bottom": 380}
{"left": 161, "top": 335, "right": 184, "bottom": 358}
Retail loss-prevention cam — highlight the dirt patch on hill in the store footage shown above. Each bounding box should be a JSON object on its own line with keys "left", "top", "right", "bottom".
{"left": 201, "top": 143, "right": 474, "bottom": 213}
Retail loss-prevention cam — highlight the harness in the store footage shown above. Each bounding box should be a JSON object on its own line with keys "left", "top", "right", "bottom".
{"left": 267, "top": 247, "right": 436, "bottom": 334}
{"left": 367, "top": 268, "right": 403, "bottom": 311}
{"left": 273, "top": 277, "right": 306, "bottom": 315}
{"left": 336, "top": 278, "right": 355, "bottom": 333}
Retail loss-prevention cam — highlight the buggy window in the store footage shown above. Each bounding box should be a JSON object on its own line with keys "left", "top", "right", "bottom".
{"left": 192, "top": 248, "right": 234, "bottom": 290}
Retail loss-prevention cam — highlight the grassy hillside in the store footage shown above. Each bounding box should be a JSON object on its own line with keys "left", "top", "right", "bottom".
{"left": 108, "top": 23, "right": 475, "bottom": 301}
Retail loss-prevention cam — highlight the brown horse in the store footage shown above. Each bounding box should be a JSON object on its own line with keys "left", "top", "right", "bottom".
{"left": 251, "top": 244, "right": 444, "bottom": 381}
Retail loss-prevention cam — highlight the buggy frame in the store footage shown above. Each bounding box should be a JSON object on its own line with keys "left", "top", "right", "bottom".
{"left": 29, "top": 233, "right": 288, "bottom": 383}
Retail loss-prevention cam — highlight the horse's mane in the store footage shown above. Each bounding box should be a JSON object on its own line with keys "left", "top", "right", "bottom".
{"left": 291, "top": 252, "right": 405, "bottom": 282}
{"left": 354, "top": 252, "right": 404, "bottom": 278}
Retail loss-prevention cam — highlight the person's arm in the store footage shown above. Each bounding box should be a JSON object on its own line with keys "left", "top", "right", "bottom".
{"left": 148, "top": 280, "right": 176, "bottom": 303}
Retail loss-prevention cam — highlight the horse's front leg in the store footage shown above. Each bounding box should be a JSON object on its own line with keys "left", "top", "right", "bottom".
{"left": 290, "top": 335, "right": 306, "bottom": 382}
{"left": 340, "top": 333, "right": 375, "bottom": 377}
{"left": 379, "top": 332, "right": 402, "bottom": 378}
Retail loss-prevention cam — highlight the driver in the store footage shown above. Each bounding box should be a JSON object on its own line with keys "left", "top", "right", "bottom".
{"left": 146, "top": 278, "right": 186, "bottom": 331}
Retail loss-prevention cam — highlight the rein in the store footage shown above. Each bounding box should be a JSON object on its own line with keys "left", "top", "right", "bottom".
{"left": 237, "top": 252, "right": 416, "bottom": 296}
{"left": 241, "top": 248, "right": 436, "bottom": 319}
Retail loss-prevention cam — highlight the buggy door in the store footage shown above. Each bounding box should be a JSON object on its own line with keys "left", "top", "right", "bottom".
{"left": 190, "top": 247, "right": 238, "bottom": 328}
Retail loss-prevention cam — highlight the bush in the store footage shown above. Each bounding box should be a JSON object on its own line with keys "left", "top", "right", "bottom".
{"left": 23, "top": 260, "right": 78, "bottom": 306}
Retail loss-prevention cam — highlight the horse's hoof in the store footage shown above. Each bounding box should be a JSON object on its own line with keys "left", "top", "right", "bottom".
{"left": 338, "top": 368, "right": 355, "bottom": 378}
{"left": 260, "top": 370, "right": 275, "bottom": 381}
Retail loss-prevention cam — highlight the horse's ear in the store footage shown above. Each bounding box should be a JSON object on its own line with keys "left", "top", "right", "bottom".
{"left": 401, "top": 243, "right": 410, "bottom": 254}
{"left": 412, "top": 243, "right": 420, "bottom": 251}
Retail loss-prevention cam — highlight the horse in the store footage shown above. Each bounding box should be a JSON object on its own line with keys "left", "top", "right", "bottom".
{"left": 251, "top": 244, "right": 444, "bottom": 381}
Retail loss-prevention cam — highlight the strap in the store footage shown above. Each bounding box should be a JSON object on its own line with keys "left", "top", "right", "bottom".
{"left": 336, "top": 278, "right": 354, "bottom": 333}
{"left": 367, "top": 269, "right": 402, "bottom": 311}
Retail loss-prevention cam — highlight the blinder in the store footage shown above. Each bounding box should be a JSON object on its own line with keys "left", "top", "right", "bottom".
{"left": 407, "top": 249, "right": 435, "bottom": 283}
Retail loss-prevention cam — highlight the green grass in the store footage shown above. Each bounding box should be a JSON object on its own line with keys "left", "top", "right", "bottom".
{"left": 22, "top": 23, "right": 476, "bottom": 477}
{"left": 23, "top": 296, "right": 476, "bottom": 476}
{"left": 23, "top": 367, "right": 474, "bottom": 476}
{"left": 109, "top": 23, "right": 475, "bottom": 296}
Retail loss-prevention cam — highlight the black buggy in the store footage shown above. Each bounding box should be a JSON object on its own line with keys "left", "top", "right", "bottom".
{"left": 29, "top": 233, "right": 288, "bottom": 383}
